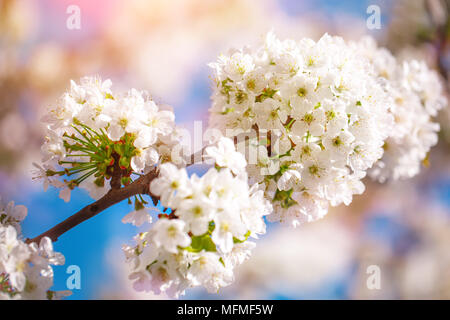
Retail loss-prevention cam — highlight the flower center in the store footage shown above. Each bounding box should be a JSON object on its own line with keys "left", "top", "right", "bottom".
{"left": 167, "top": 226, "right": 177, "bottom": 238}
{"left": 303, "top": 113, "right": 314, "bottom": 124}
{"left": 297, "top": 87, "right": 307, "bottom": 97}
{"left": 192, "top": 206, "right": 203, "bottom": 217}
{"left": 170, "top": 181, "right": 179, "bottom": 190}
{"left": 308, "top": 165, "right": 320, "bottom": 177}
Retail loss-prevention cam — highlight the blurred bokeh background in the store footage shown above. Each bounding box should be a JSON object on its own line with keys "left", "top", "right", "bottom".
{"left": 1, "top": 0, "right": 449, "bottom": 299}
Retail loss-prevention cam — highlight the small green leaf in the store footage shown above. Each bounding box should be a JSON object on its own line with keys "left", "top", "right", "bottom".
{"left": 233, "top": 230, "right": 251, "bottom": 244}
{"left": 255, "top": 88, "right": 277, "bottom": 103}
{"left": 273, "top": 188, "right": 297, "bottom": 208}
{"left": 184, "top": 233, "right": 217, "bottom": 253}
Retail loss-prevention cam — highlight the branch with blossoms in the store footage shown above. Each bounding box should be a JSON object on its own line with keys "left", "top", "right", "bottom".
{"left": 27, "top": 145, "right": 208, "bottom": 245}
{"left": 1, "top": 31, "right": 448, "bottom": 299}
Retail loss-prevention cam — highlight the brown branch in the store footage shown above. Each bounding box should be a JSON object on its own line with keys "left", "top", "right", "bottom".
{"left": 26, "top": 167, "right": 159, "bottom": 244}
{"left": 26, "top": 145, "right": 214, "bottom": 244}
{"left": 109, "top": 152, "right": 123, "bottom": 190}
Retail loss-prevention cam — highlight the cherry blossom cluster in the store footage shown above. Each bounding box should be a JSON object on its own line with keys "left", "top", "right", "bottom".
{"left": 209, "top": 32, "right": 394, "bottom": 226}
{"left": 34, "top": 76, "right": 180, "bottom": 202}
{"left": 29, "top": 32, "right": 448, "bottom": 299}
{"left": 0, "top": 198, "right": 69, "bottom": 300}
{"left": 353, "top": 37, "right": 447, "bottom": 182}
{"left": 122, "top": 137, "right": 271, "bottom": 297}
